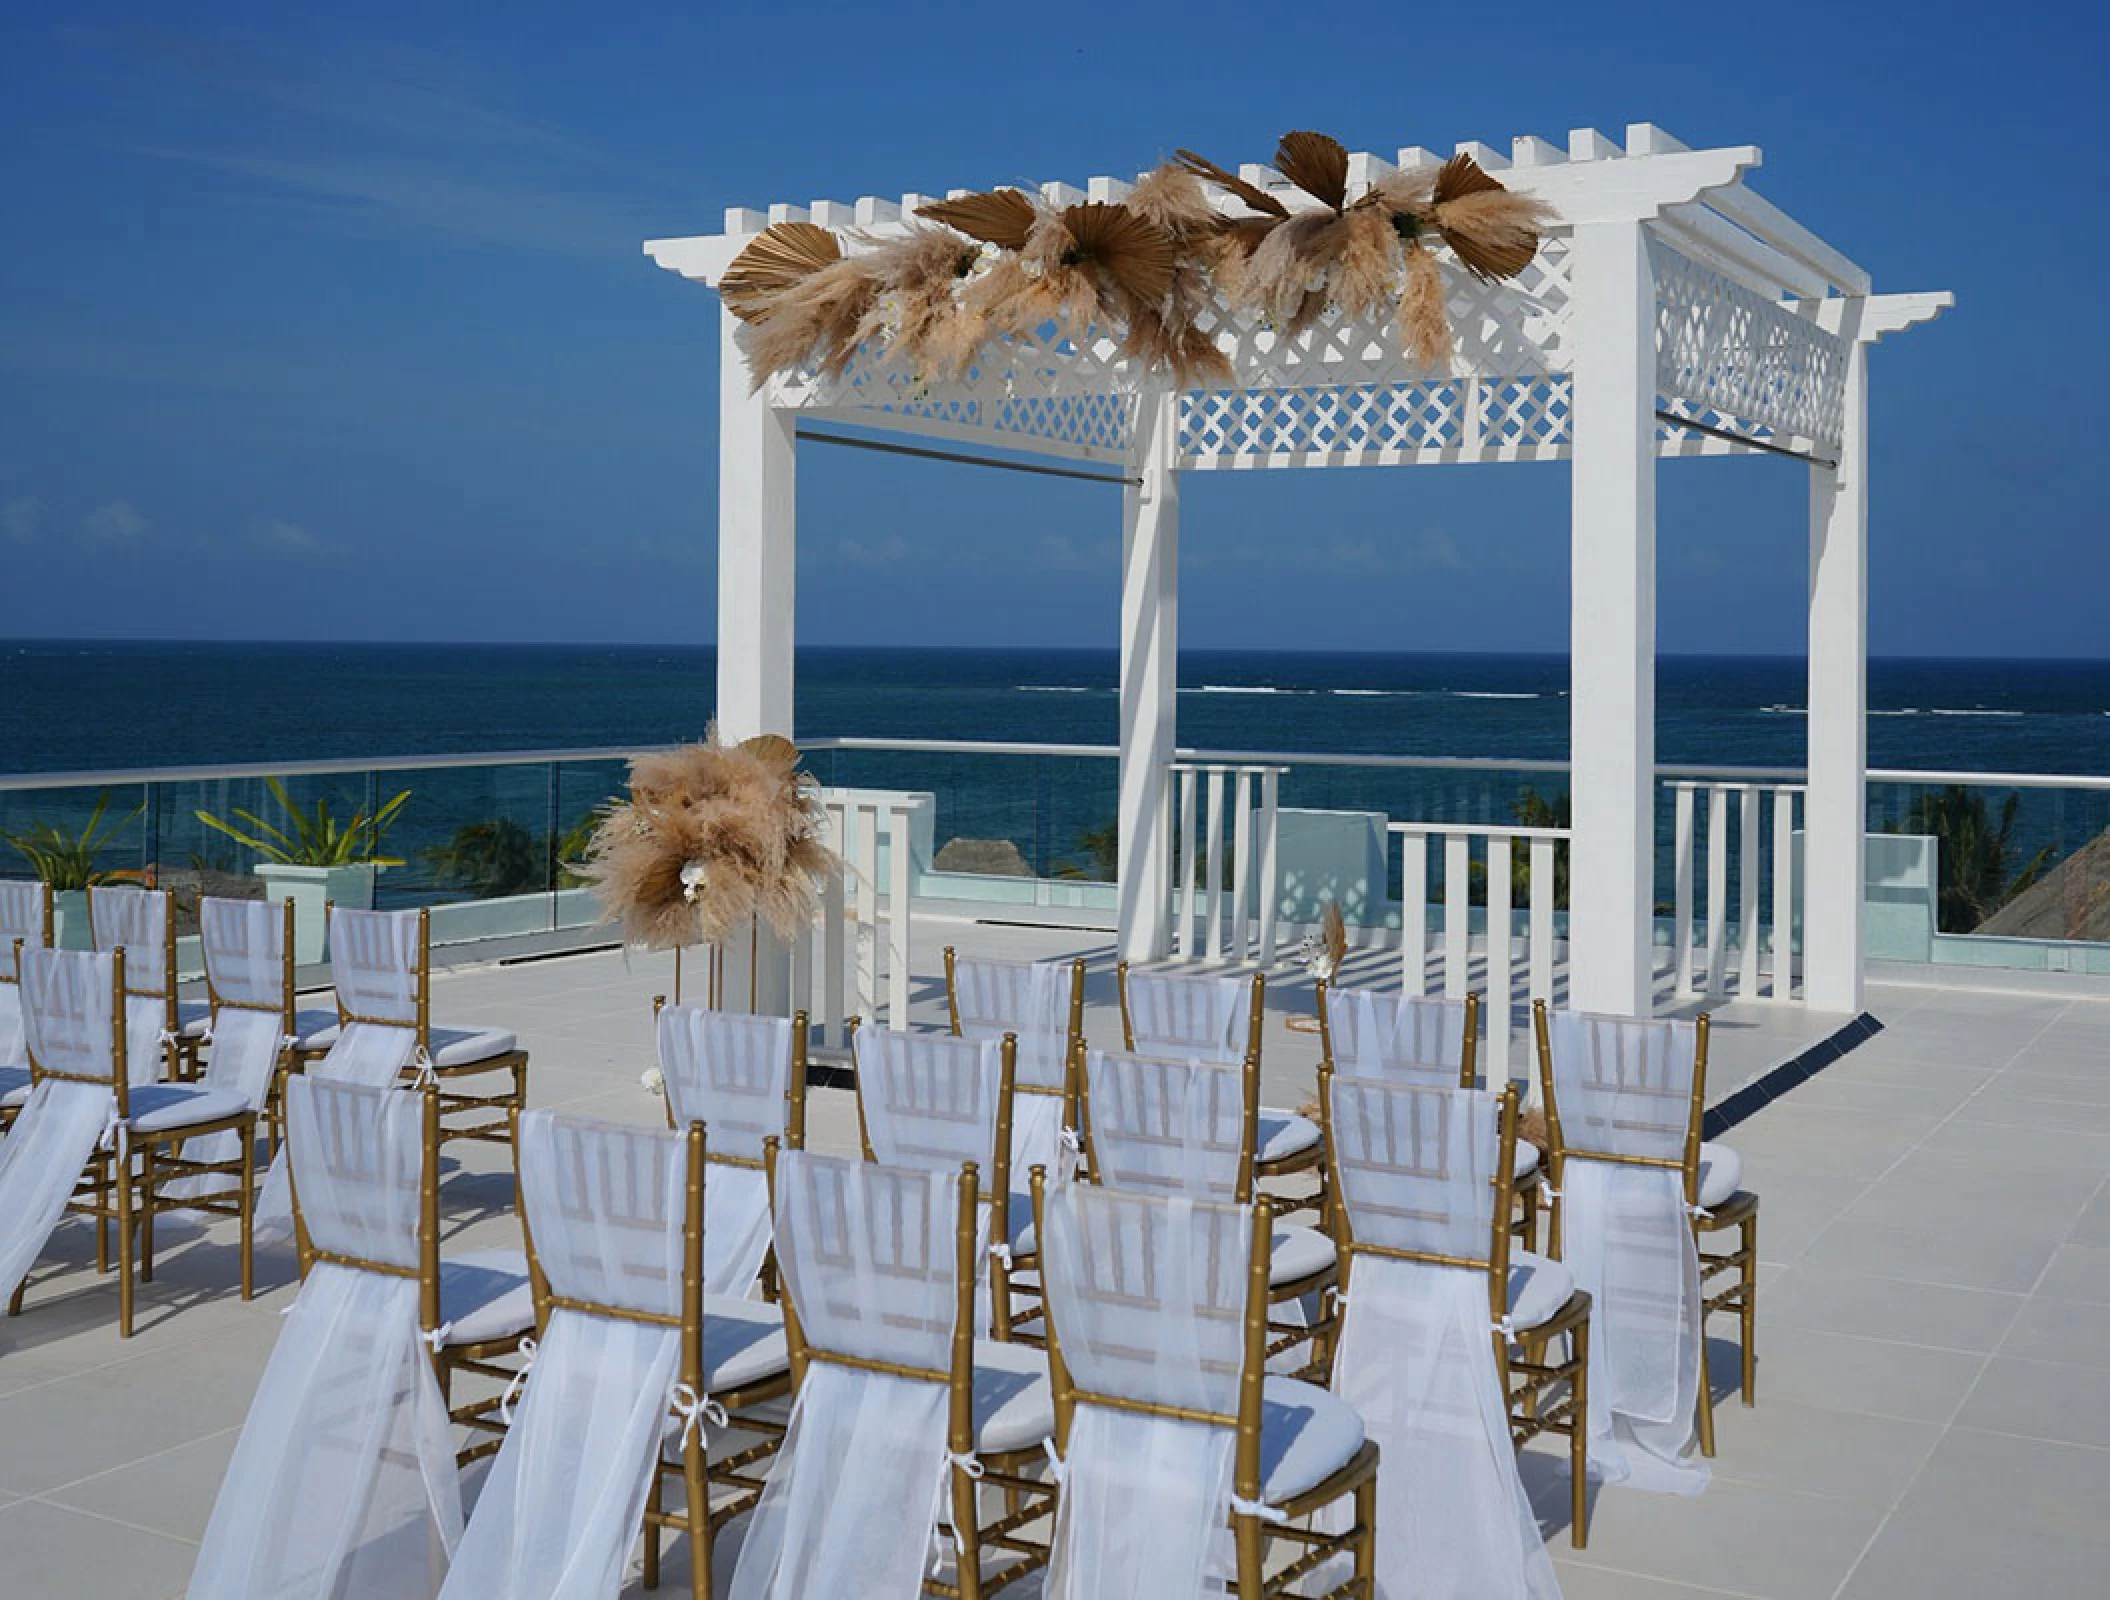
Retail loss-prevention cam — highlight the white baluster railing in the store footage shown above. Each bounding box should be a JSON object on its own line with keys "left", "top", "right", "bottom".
{"left": 1166, "top": 762, "right": 1286, "bottom": 965}
{"left": 1668, "top": 780, "right": 1803, "bottom": 1000}
{"left": 1390, "top": 822, "right": 1568, "bottom": 1081}
{"left": 794, "top": 790, "right": 930, "bottom": 1041}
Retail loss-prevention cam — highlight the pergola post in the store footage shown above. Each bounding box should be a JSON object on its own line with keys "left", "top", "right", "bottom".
{"left": 716, "top": 305, "right": 799, "bottom": 741}
{"left": 718, "top": 305, "right": 797, "bottom": 1013}
{"left": 1567, "top": 219, "right": 1659, "bottom": 1017}
{"left": 1117, "top": 390, "right": 1179, "bottom": 963}
{"left": 1805, "top": 326, "right": 1870, "bottom": 1013}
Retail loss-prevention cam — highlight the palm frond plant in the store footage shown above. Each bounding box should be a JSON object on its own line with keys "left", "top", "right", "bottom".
{"left": 195, "top": 779, "right": 412, "bottom": 867}
{"left": 3, "top": 791, "right": 146, "bottom": 889}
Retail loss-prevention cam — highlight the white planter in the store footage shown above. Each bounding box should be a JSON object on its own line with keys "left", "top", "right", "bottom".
{"left": 257, "top": 863, "right": 381, "bottom": 965}
{"left": 52, "top": 888, "right": 92, "bottom": 950}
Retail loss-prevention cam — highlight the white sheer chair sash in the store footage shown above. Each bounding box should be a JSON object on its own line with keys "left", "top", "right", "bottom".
{"left": 1125, "top": 969, "right": 1247, "bottom": 1063}
{"left": 256, "top": 1023, "right": 422, "bottom": 1235}
{"left": 159, "top": 1006, "right": 287, "bottom": 1202}
{"left": 91, "top": 886, "right": 170, "bottom": 994}
{"left": 329, "top": 907, "right": 422, "bottom": 1025}
{"left": 1084, "top": 1049, "right": 1247, "bottom": 1201}
{"left": 189, "top": 1263, "right": 462, "bottom": 1600}
{"left": 655, "top": 1004, "right": 793, "bottom": 1162}
{"left": 285, "top": 1074, "right": 424, "bottom": 1271}
{"left": 1330, "top": 988, "right": 1469, "bottom": 1083}
{"left": 0, "top": 1077, "right": 118, "bottom": 1306}
{"left": 0, "top": 879, "right": 48, "bottom": 951}
{"left": 201, "top": 897, "right": 290, "bottom": 1012}
{"left": 954, "top": 956, "right": 1071, "bottom": 1092}
{"left": 19, "top": 947, "right": 119, "bottom": 1085}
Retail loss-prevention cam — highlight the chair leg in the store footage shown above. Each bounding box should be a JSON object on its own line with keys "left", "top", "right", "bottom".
{"left": 117, "top": 1152, "right": 135, "bottom": 1339}
{"left": 1570, "top": 1323, "right": 1590, "bottom": 1549}
{"left": 683, "top": 1434, "right": 712, "bottom": 1600}
{"left": 1740, "top": 1211, "right": 1758, "bottom": 1405}
{"left": 1695, "top": 1322, "right": 1717, "bottom": 1459}
{"left": 948, "top": 1460, "right": 983, "bottom": 1600}
{"left": 1231, "top": 1509, "right": 1266, "bottom": 1598}
{"left": 139, "top": 1146, "right": 157, "bottom": 1284}
{"left": 1354, "top": 1471, "right": 1378, "bottom": 1594}
{"left": 643, "top": 1469, "right": 662, "bottom": 1590}
{"left": 240, "top": 1119, "right": 256, "bottom": 1301}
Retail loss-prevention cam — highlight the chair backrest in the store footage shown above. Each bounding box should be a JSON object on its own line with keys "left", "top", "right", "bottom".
{"left": 1325, "top": 1077, "right": 1515, "bottom": 1317}
{"left": 283, "top": 1075, "right": 435, "bottom": 1300}
{"left": 1320, "top": 984, "right": 1479, "bottom": 1089}
{"left": 1118, "top": 964, "right": 1263, "bottom": 1068}
{"left": 769, "top": 1147, "right": 974, "bottom": 1383}
{"left": 1037, "top": 1177, "right": 1267, "bottom": 1436}
{"left": 852, "top": 1027, "right": 1015, "bottom": 1201}
{"left": 20, "top": 946, "right": 128, "bottom": 1112}
{"left": 200, "top": 896, "right": 295, "bottom": 1024}
{"left": 655, "top": 1003, "right": 806, "bottom": 1163}
{"left": 1080, "top": 1047, "right": 1254, "bottom": 1202}
{"left": 89, "top": 885, "right": 175, "bottom": 1001}
{"left": 518, "top": 1109, "right": 699, "bottom": 1328}
{"left": 1534, "top": 1001, "right": 1706, "bottom": 1196}
{"left": 0, "top": 880, "right": 53, "bottom": 978}
{"left": 944, "top": 949, "right": 1084, "bottom": 1094}
{"left": 329, "top": 906, "right": 427, "bottom": 1033}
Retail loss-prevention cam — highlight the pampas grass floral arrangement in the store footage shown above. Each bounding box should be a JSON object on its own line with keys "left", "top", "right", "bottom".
{"left": 579, "top": 730, "right": 835, "bottom": 952}
{"left": 721, "top": 129, "right": 1553, "bottom": 390}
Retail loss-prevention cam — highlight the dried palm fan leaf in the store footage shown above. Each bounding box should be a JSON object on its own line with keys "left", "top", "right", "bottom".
{"left": 1173, "top": 148, "right": 1289, "bottom": 218}
{"left": 916, "top": 189, "right": 1038, "bottom": 252}
{"left": 719, "top": 222, "right": 841, "bottom": 324}
{"left": 1427, "top": 154, "right": 1550, "bottom": 282}
{"left": 975, "top": 201, "right": 1177, "bottom": 344}
{"left": 739, "top": 251, "right": 880, "bottom": 390}
{"left": 580, "top": 727, "right": 836, "bottom": 951}
{"left": 1273, "top": 129, "right": 1351, "bottom": 212}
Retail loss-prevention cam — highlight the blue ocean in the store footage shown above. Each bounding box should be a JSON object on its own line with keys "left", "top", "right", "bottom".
{"left": 4, "top": 642, "right": 2109, "bottom": 892}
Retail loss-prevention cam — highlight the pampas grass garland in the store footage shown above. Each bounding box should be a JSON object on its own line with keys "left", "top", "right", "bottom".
{"left": 580, "top": 730, "right": 835, "bottom": 951}
{"left": 723, "top": 133, "right": 1555, "bottom": 386}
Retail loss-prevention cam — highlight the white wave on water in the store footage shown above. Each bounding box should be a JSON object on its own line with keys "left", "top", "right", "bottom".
{"left": 1015, "top": 685, "right": 1098, "bottom": 693}
{"left": 1929, "top": 708, "right": 2025, "bottom": 717}
{"left": 1332, "top": 688, "right": 1414, "bottom": 697}
{"left": 1452, "top": 691, "right": 1539, "bottom": 701}
{"left": 1871, "top": 709, "right": 1923, "bottom": 717}
{"left": 1760, "top": 704, "right": 1808, "bottom": 715}
{"left": 1186, "top": 685, "right": 1310, "bottom": 695}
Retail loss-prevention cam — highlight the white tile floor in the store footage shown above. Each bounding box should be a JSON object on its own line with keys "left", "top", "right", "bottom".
{"left": 3, "top": 915, "right": 2108, "bottom": 1598}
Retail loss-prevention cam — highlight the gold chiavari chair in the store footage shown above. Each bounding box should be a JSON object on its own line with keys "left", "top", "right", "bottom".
{"left": 286, "top": 1077, "right": 533, "bottom": 1465}
{"left": 1118, "top": 962, "right": 1328, "bottom": 1220}
{"left": 1315, "top": 983, "right": 1541, "bottom": 1248}
{"left": 1322, "top": 1072, "right": 1592, "bottom": 1551}
{"left": 89, "top": 884, "right": 206, "bottom": 1080}
{"left": 943, "top": 949, "right": 1086, "bottom": 1340}
{"left": 0, "top": 879, "right": 53, "bottom": 1125}
{"left": 1078, "top": 1044, "right": 1339, "bottom": 1381}
{"left": 305, "top": 905, "right": 529, "bottom": 1150}
{"left": 761, "top": 1145, "right": 1059, "bottom": 1600}
{"left": 850, "top": 1024, "right": 1024, "bottom": 1342}
{"left": 1033, "top": 1173, "right": 1379, "bottom": 1597}
{"left": 13, "top": 946, "right": 256, "bottom": 1336}
{"left": 1534, "top": 998, "right": 1735, "bottom": 1461}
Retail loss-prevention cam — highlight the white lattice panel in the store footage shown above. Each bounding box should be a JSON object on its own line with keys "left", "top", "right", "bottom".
{"left": 1651, "top": 237, "right": 1846, "bottom": 454}
{"left": 768, "top": 236, "right": 1574, "bottom": 465}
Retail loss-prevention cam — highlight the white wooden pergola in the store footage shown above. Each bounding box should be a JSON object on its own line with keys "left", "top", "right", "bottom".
{"left": 646, "top": 123, "right": 1950, "bottom": 1018}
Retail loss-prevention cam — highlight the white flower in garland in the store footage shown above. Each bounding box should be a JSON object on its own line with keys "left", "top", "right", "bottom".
{"left": 680, "top": 862, "right": 709, "bottom": 904}
{"left": 641, "top": 1065, "right": 666, "bottom": 1095}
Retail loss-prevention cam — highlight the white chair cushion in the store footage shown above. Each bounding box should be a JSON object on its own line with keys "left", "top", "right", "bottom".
{"left": 1505, "top": 1250, "right": 1577, "bottom": 1333}
{"left": 1698, "top": 1141, "right": 1742, "bottom": 1209}
{"left": 438, "top": 1249, "right": 535, "bottom": 1348}
{"left": 702, "top": 1295, "right": 792, "bottom": 1394}
{"left": 1259, "top": 1376, "right": 1366, "bottom": 1504}
{"left": 1270, "top": 1225, "right": 1336, "bottom": 1287}
{"left": 176, "top": 1000, "right": 212, "bottom": 1040}
{"left": 973, "top": 1336, "right": 1056, "bottom": 1456}
{"left": 1257, "top": 1110, "right": 1322, "bottom": 1165}
{"left": 127, "top": 1084, "right": 251, "bottom": 1135}
{"left": 299, "top": 1023, "right": 519, "bottom": 1069}
{"left": 1007, "top": 1199, "right": 1037, "bottom": 1261}
{"left": 291, "top": 1009, "right": 341, "bottom": 1051}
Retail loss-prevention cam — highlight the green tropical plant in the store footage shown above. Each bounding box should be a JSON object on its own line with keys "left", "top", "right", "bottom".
{"left": 1510, "top": 786, "right": 1571, "bottom": 910}
{"left": 554, "top": 805, "right": 614, "bottom": 889}
{"left": 426, "top": 817, "right": 543, "bottom": 897}
{"left": 3, "top": 792, "right": 146, "bottom": 890}
{"left": 1896, "top": 785, "right": 2053, "bottom": 933}
{"left": 1054, "top": 820, "right": 1120, "bottom": 882}
{"left": 195, "top": 778, "right": 411, "bottom": 867}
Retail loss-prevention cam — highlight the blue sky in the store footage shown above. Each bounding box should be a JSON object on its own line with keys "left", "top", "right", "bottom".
{"left": 0, "top": 3, "right": 2097, "bottom": 657}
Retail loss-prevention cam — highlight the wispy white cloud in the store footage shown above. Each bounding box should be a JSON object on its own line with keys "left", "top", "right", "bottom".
{"left": 1, "top": 496, "right": 39, "bottom": 544}
{"left": 114, "top": 29, "right": 675, "bottom": 260}
{"left": 84, "top": 500, "right": 148, "bottom": 541}
{"left": 251, "top": 517, "right": 321, "bottom": 555}
{"left": 833, "top": 534, "right": 914, "bottom": 569}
